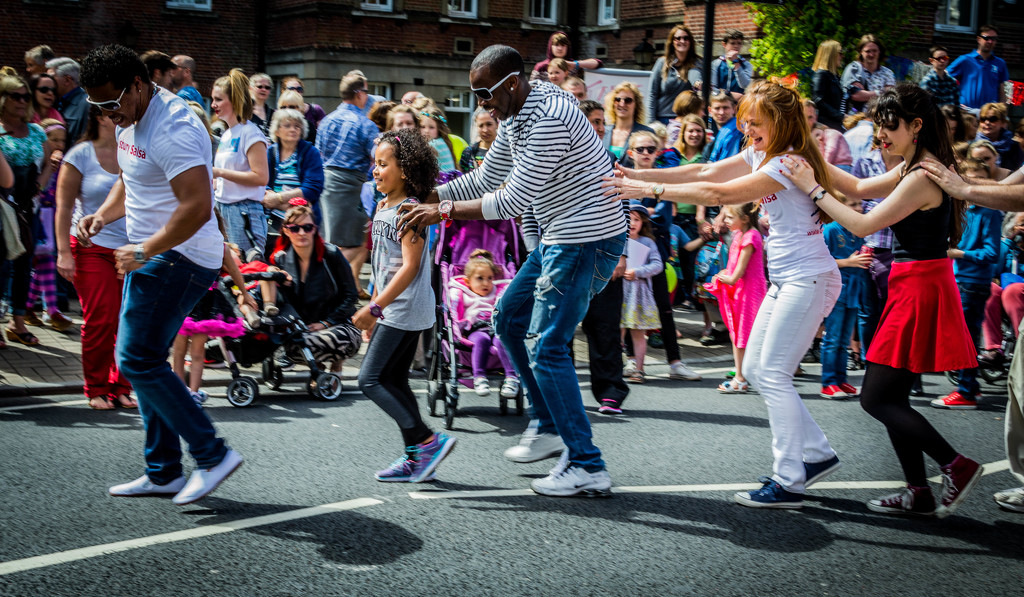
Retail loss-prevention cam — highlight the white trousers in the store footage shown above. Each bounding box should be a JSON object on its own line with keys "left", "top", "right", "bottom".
{"left": 744, "top": 270, "right": 842, "bottom": 493}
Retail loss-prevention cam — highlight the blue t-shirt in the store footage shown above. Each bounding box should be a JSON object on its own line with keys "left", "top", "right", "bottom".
{"left": 176, "top": 86, "right": 204, "bottom": 107}
{"left": 947, "top": 51, "right": 1009, "bottom": 109}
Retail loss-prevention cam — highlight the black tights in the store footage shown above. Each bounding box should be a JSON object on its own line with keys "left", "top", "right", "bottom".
{"left": 860, "top": 362, "right": 958, "bottom": 486}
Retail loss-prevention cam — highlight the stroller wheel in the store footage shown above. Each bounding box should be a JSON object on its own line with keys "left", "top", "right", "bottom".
{"left": 311, "top": 372, "right": 343, "bottom": 401}
{"left": 227, "top": 377, "right": 259, "bottom": 407}
{"left": 443, "top": 387, "right": 458, "bottom": 430}
{"left": 428, "top": 382, "right": 444, "bottom": 417}
{"left": 945, "top": 369, "right": 960, "bottom": 387}
{"left": 262, "top": 359, "right": 283, "bottom": 390}
{"left": 499, "top": 391, "right": 508, "bottom": 416}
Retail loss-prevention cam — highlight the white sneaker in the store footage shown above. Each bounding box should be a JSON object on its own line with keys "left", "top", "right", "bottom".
{"left": 172, "top": 449, "right": 244, "bottom": 506}
{"left": 669, "top": 361, "right": 702, "bottom": 381}
{"left": 994, "top": 486, "right": 1024, "bottom": 513}
{"left": 109, "top": 475, "right": 186, "bottom": 497}
{"left": 499, "top": 377, "right": 520, "bottom": 398}
{"left": 503, "top": 428, "right": 565, "bottom": 463}
{"left": 549, "top": 449, "right": 569, "bottom": 476}
{"left": 473, "top": 376, "right": 491, "bottom": 397}
{"left": 622, "top": 359, "right": 638, "bottom": 378}
{"left": 531, "top": 465, "right": 612, "bottom": 497}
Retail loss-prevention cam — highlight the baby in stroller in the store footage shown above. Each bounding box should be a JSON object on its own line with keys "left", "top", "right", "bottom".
{"left": 447, "top": 249, "right": 520, "bottom": 398}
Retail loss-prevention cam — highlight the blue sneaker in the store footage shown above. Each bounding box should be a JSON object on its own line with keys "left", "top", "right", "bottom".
{"left": 804, "top": 455, "right": 842, "bottom": 488}
{"left": 374, "top": 452, "right": 436, "bottom": 483}
{"left": 734, "top": 476, "right": 803, "bottom": 509}
{"left": 408, "top": 433, "right": 457, "bottom": 483}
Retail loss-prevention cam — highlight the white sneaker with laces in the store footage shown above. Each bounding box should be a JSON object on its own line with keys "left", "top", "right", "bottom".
{"left": 669, "top": 361, "right": 702, "bottom": 381}
{"left": 499, "top": 377, "right": 520, "bottom": 398}
{"left": 109, "top": 475, "right": 186, "bottom": 497}
{"left": 531, "top": 465, "right": 612, "bottom": 497}
{"left": 622, "top": 358, "right": 638, "bottom": 377}
{"left": 503, "top": 427, "right": 565, "bottom": 463}
{"left": 172, "top": 449, "right": 244, "bottom": 506}
{"left": 473, "top": 377, "right": 491, "bottom": 396}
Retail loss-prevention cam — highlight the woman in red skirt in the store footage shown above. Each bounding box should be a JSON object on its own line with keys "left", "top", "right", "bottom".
{"left": 781, "top": 83, "right": 983, "bottom": 518}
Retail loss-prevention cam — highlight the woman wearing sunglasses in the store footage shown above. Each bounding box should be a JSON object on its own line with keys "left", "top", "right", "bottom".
{"left": 279, "top": 76, "right": 325, "bottom": 143}
{"left": 603, "top": 81, "right": 654, "bottom": 167}
{"left": 648, "top": 24, "right": 702, "bottom": 126}
{"left": 29, "top": 73, "right": 64, "bottom": 126}
{"left": 976, "top": 102, "right": 1023, "bottom": 172}
{"left": 249, "top": 73, "right": 275, "bottom": 137}
{"left": 270, "top": 203, "right": 361, "bottom": 372}
{"left": 0, "top": 69, "right": 51, "bottom": 347}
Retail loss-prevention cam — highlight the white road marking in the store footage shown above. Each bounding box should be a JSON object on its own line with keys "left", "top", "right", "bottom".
{"left": 0, "top": 400, "right": 88, "bottom": 413}
{"left": 0, "top": 497, "right": 381, "bottom": 577}
{"left": 0, "top": 460, "right": 1011, "bottom": 576}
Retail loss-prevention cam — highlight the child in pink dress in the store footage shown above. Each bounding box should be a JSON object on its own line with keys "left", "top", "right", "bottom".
{"left": 704, "top": 202, "right": 766, "bottom": 393}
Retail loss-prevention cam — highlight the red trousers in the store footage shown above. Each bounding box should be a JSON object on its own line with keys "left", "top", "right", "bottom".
{"left": 983, "top": 282, "right": 1024, "bottom": 350}
{"left": 72, "top": 238, "right": 131, "bottom": 398}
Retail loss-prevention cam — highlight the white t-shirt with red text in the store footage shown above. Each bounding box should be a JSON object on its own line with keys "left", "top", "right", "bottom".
{"left": 741, "top": 146, "right": 837, "bottom": 284}
{"left": 117, "top": 87, "right": 223, "bottom": 269}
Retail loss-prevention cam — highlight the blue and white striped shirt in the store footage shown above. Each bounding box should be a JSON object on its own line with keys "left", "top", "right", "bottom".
{"left": 438, "top": 82, "right": 626, "bottom": 245}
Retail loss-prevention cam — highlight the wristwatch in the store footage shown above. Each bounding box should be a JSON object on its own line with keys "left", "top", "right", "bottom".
{"left": 811, "top": 188, "right": 827, "bottom": 203}
{"left": 368, "top": 302, "right": 385, "bottom": 320}
{"left": 133, "top": 243, "right": 148, "bottom": 264}
{"left": 438, "top": 199, "right": 454, "bottom": 226}
{"left": 651, "top": 184, "right": 664, "bottom": 201}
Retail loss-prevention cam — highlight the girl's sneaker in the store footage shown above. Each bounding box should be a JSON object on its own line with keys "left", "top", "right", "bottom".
{"left": 867, "top": 485, "right": 936, "bottom": 517}
{"left": 622, "top": 359, "right": 638, "bottom": 377}
{"left": 499, "top": 377, "right": 520, "bottom": 398}
{"left": 473, "top": 376, "right": 491, "bottom": 396}
{"left": 264, "top": 302, "right": 279, "bottom": 316}
{"left": 408, "top": 433, "right": 456, "bottom": 483}
{"left": 190, "top": 390, "right": 208, "bottom": 407}
{"left": 375, "top": 453, "right": 436, "bottom": 483}
{"left": 717, "top": 379, "right": 750, "bottom": 393}
{"left": 937, "top": 454, "right": 983, "bottom": 518}
{"left": 598, "top": 399, "right": 623, "bottom": 415}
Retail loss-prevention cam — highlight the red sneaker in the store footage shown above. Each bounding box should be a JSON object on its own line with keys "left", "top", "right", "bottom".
{"left": 837, "top": 382, "right": 859, "bottom": 397}
{"left": 819, "top": 385, "right": 848, "bottom": 399}
{"left": 929, "top": 391, "right": 978, "bottom": 410}
{"left": 937, "top": 454, "right": 983, "bottom": 518}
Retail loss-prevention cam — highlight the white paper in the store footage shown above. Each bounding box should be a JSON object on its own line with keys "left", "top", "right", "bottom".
{"left": 626, "top": 238, "right": 650, "bottom": 270}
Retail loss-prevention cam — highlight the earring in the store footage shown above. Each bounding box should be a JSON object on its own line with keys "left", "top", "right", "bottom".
{"left": 912, "top": 134, "right": 918, "bottom": 145}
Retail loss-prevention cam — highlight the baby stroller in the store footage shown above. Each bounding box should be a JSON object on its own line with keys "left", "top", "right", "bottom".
{"left": 427, "top": 218, "right": 525, "bottom": 429}
{"left": 211, "top": 271, "right": 345, "bottom": 407}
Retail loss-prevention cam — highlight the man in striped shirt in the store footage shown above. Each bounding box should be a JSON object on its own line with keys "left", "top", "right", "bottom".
{"left": 398, "top": 45, "right": 627, "bottom": 497}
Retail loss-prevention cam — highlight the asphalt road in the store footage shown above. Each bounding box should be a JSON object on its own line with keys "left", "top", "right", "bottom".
{"left": 1, "top": 363, "right": 1021, "bottom": 596}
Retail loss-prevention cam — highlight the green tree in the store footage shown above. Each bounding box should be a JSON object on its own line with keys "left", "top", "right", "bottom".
{"left": 745, "top": 0, "right": 919, "bottom": 93}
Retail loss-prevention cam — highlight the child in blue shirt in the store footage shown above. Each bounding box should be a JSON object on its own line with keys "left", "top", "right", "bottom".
{"left": 932, "top": 157, "right": 1003, "bottom": 409}
{"left": 820, "top": 198, "right": 872, "bottom": 399}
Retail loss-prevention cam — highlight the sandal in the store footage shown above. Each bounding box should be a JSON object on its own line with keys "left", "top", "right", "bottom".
{"left": 88, "top": 395, "right": 115, "bottom": 410}
{"left": 5, "top": 328, "right": 40, "bottom": 346}
{"left": 627, "top": 370, "right": 646, "bottom": 384}
{"left": 114, "top": 394, "right": 137, "bottom": 409}
{"left": 717, "top": 379, "right": 750, "bottom": 393}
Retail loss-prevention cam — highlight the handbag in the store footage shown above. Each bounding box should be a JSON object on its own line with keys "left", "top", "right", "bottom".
{"left": 0, "top": 195, "right": 27, "bottom": 261}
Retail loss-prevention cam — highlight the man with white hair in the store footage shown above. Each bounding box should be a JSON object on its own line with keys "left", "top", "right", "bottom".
{"left": 46, "top": 56, "right": 88, "bottom": 144}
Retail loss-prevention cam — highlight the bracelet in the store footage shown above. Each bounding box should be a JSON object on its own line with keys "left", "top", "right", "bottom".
{"left": 808, "top": 184, "right": 822, "bottom": 197}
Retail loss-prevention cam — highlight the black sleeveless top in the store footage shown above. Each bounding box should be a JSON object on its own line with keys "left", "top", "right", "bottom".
{"left": 890, "top": 166, "right": 952, "bottom": 262}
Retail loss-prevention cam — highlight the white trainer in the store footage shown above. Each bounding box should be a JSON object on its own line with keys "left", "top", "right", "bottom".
{"left": 109, "top": 475, "right": 186, "bottom": 497}
{"left": 622, "top": 358, "right": 638, "bottom": 377}
{"left": 499, "top": 377, "right": 520, "bottom": 398}
{"left": 669, "top": 361, "right": 702, "bottom": 381}
{"left": 531, "top": 465, "right": 612, "bottom": 497}
{"left": 172, "top": 449, "right": 244, "bottom": 506}
{"left": 503, "top": 428, "right": 565, "bottom": 463}
{"left": 473, "top": 377, "right": 491, "bottom": 397}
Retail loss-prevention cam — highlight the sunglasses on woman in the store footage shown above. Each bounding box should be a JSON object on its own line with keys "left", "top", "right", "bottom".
{"left": 674, "top": 35, "right": 692, "bottom": 42}
{"left": 978, "top": 116, "right": 1002, "bottom": 123}
{"left": 254, "top": 85, "right": 272, "bottom": 90}
{"left": 5, "top": 92, "right": 31, "bottom": 102}
{"left": 36, "top": 86, "right": 56, "bottom": 95}
{"left": 614, "top": 96, "right": 635, "bottom": 104}
{"left": 284, "top": 223, "right": 317, "bottom": 233}
{"left": 286, "top": 85, "right": 304, "bottom": 93}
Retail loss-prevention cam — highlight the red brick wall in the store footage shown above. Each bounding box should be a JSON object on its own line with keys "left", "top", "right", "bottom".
{"left": 0, "top": 1, "right": 258, "bottom": 98}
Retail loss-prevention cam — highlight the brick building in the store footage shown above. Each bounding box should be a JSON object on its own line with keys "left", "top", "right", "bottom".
{"left": 1, "top": 1, "right": 1020, "bottom": 137}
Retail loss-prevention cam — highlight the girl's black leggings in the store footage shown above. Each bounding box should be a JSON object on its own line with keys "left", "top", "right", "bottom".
{"left": 860, "top": 362, "right": 958, "bottom": 486}
{"left": 358, "top": 324, "right": 432, "bottom": 448}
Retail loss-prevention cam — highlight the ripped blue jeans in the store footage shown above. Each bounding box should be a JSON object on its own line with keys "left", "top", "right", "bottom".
{"left": 493, "top": 233, "right": 626, "bottom": 472}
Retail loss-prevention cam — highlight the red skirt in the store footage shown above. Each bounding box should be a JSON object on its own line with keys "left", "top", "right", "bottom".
{"left": 866, "top": 258, "right": 978, "bottom": 373}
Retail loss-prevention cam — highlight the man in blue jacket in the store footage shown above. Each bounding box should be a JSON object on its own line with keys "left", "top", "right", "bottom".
{"left": 933, "top": 166, "right": 1003, "bottom": 410}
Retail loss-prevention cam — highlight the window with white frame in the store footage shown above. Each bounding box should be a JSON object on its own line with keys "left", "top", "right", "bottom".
{"left": 935, "top": 0, "right": 976, "bottom": 33}
{"left": 166, "top": 0, "right": 212, "bottom": 10}
{"left": 361, "top": 0, "right": 393, "bottom": 12}
{"left": 448, "top": 0, "right": 477, "bottom": 18}
{"left": 598, "top": 0, "right": 616, "bottom": 26}
{"left": 527, "top": 0, "right": 557, "bottom": 24}
{"left": 368, "top": 83, "right": 391, "bottom": 99}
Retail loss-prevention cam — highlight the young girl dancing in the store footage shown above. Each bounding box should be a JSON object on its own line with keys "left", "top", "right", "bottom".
{"left": 620, "top": 204, "right": 663, "bottom": 390}
{"left": 604, "top": 80, "right": 844, "bottom": 509}
{"left": 448, "top": 249, "right": 520, "bottom": 398}
{"left": 354, "top": 129, "right": 456, "bottom": 483}
{"left": 780, "top": 83, "right": 984, "bottom": 518}
{"left": 704, "top": 202, "right": 766, "bottom": 393}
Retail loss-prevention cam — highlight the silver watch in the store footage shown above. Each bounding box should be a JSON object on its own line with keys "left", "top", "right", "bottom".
{"left": 133, "top": 244, "right": 148, "bottom": 264}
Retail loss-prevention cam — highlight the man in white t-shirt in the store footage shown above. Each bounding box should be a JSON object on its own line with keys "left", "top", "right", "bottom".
{"left": 78, "top": 45, "right": 242, "bottom": 507}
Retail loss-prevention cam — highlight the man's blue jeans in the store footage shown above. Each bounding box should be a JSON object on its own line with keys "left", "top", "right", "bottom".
{"left": 116, "top": 251, "right": 227, "bottom": 484}
{"left": 494, "top": 234, "right": 626, "bottom": 472}
{"left": 957, "top": 281, "right": 991, "bottom": 396}
{"left": 821, "top": 299, "right": 858, "bottom": 386}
